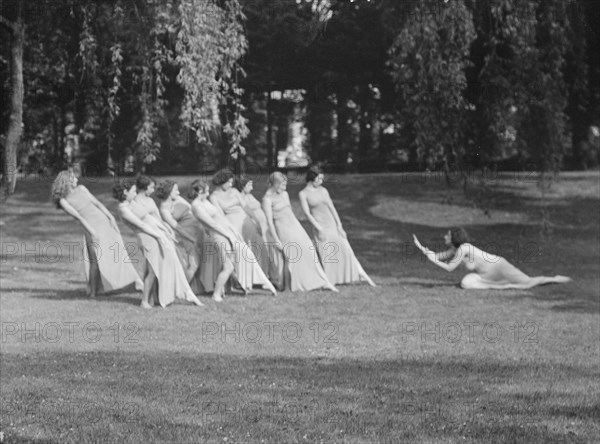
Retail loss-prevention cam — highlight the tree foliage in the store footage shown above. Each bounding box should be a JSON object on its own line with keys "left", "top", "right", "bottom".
{"left": 388, "top": 0, "right": 476, "bottom": 173}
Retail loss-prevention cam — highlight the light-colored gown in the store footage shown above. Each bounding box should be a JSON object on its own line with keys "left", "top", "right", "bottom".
{"left": 243, "top": 193, "right": 283, "bottom": 284}
{"left": 195, "top": 199, "right": 275, "bottom": 293}
{"left": 304, "top": 188, "right": 372, "bottom": 285}
{"left": 169, "top": 199, "right": 207, "bottom": 294}
{"left": 65, "top": 185, "right": 141, "bottom": 293}
{"left": 212, "top": 189, "right": 271, "bottom": 276}
{"left": 265, "top": 190, "right": 334, "bottom": 291}
{"left": 122, "top": 200, "right": 198, "bottom": 307}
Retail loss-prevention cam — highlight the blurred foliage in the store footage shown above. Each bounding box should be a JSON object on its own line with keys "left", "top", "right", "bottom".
{"left": 2, "top": 0, "right": 599, "bottom": 179}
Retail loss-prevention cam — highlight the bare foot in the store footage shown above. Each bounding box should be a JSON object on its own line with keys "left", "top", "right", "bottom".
{"left": 555, "top": 275, "right": 572, "bottom": 283}
{"left": 140, "top": 301, "right": 153, "bottom": 309}
{"left": 212, "top": 294, "right": 223, "bottom": 302}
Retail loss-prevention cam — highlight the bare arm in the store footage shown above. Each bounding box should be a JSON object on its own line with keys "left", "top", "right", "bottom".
{"left": 159, "top": 201, "right": 179, "bottom": 230}
{"left": 323, "top": 188, "right": 345, "bottom": 236}
{"left": 59, "top": 199, "right": 97, "bottom": 238}
{"left": 191, "top": 202, "right": 237, "bottom": 244}
{"left": 143, "top": 198, "right": 175, "bottom": 237}
{"left": 262, "top": 196, "right": 283, "bottom": 249}
{"left": 235, "top": 190, "right": 263, "bottom": 233}
{"left": 413, "top": 235, "right": 464, "bottom": 272}
{"left": 81, "top": 186, "right": 119, "bottom": 231}
{"left": 160, "top": 201, "right": 197, "bottom": 243}
{"left": 118, "top": 205, "right": 165, "bottom": 240}
{"left": 298, "top": 190, "right": 323, "bottom": 232}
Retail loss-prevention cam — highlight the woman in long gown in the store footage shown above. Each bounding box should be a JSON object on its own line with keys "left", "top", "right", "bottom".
{"left": 190, "top": 180, "right": 277, "bottom": 301}
{"left": 210, "top": 169, "right": 274, "bottom": 289}
{"left": 299, "top": 166, "right": 376, "bottom": 287}
{"left": 155, "top": 180, "right": 206, "bottom": 294}
{"left": 237, "top": 176, "right": 282, "bottom": 284}
{"left": 210, "top": 170, "right": 269, "bottom": 273}
{"left": 134, "top": 175, "right": 176, "bottom": 238}
{"left": 413, "top": 227, "right": 572, "bottom": 289}
{"left": 262, "top": 172, "right": 338, "bottom": 292}
{"left": 51, "top": 170, "right": 142, "bottom": 297}
{"left": 113, "top": 180, "right": 203, "bottom": 308}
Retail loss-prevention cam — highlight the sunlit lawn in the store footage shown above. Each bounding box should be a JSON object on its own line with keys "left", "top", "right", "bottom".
{"left": 1, "top": 170, "right": 599, "bottom": 443}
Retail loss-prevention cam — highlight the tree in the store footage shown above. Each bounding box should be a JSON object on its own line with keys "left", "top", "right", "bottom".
{"left": 1, "top": 0, "right": 24, "bottom": 198}
{"left": 388, "top": 0, "right": 476, "bottom": 180}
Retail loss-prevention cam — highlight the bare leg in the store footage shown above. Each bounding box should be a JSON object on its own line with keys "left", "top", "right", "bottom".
{"left": 461, "top": 273, "right": 572, "bottom": 290}
{"left": 213, "top": 259, "right": 234, "bottom": 302}
{"left": 502, "top": 275, "right": 572, "bottom": 289}
{"left": 87, "top": 246, "right": 100, "bottom": 297}
{"left": 141, "top": 266, "right": 156, "bottom": 309}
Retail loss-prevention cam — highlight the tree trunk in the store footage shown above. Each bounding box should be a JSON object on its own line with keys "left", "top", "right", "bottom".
{"left": 1, "top": 5, "right": 24, "bottom": 200}
{"left": 266, "top": 89, "right": 273, "bottom": 171}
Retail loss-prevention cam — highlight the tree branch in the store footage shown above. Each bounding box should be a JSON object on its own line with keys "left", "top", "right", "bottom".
{"left": 0, "top": 14, "right": 16, "bottom": 33}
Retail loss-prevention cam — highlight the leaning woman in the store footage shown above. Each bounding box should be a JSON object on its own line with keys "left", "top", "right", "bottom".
{"left": 51, "top": 169, "right": 142, "bottom": 297}
{"left": 113, "top": 180, "right": 203, "bottom": 308}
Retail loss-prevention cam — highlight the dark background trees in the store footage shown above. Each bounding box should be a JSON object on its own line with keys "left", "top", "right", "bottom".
{"left": 2, "top": 0, "right": 599, "bottom": 196}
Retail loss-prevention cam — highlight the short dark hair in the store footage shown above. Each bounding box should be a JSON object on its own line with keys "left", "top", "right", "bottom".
{"left": 154, "top": 180, "right": 176, "bottom": 201}
{"left": 450, "top": 227, "right": 470, "bottom": 248}
{"left": 136, "top": 175, "right": 155, "bottom": 192}
{"left": 212, "top": 169, "right": 235, "bottom": 186}
{"left": 113, "top": 180, "right": 136, "bottom": 202}
{"left": 306, "top": 165, "right": 322, "bottom": 183}
{"left": 189, "top": 179, "right": 209, "bottom": 199}
{"left": 234, "top": 175, "right": 252, "bottom": 192}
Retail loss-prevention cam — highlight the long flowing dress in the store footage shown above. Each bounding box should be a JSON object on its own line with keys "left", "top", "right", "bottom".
{"left": 169, "top": 199, "right": 209, "bottom": 294}
{"left": 243, "top": 193, "right": 283, "bottom": 283}
{"left": 65, "top": 185, "right": 141, "bottom": 293}
{"left": 195, "top": 199, "right": 275, "bottom": 294}
{"left": 122, "top": 200, "right": 198, "bottom": 307}
{"left": 304, "top": 188, "right": 373, "bottom": 285}
{"left": 213, "top": 190, "right": 271, "bottom": 276}
{"left": 266, "top": 190, "right": 334, "bottom": 291}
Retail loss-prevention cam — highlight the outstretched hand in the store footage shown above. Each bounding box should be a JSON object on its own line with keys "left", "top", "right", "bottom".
{"left": 413, "top": 234, "right": 424, "bottom": 251}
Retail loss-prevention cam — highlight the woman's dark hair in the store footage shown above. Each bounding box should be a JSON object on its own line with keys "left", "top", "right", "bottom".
{"left": 450, "top": 227, "right": 470, "bottom": 248}
{"left": 234, "top": 175, "right": 252, "bottom": 192}
{"left": 189, "top": 179, "right": 209, "bottom": 199}
{"left": 154, "top": 180, "right": 176, "bottom": 201}
{"left": 136, "top": 175, "right": 155, "bottom": 192}
{"left": 306, "top": 165, "right": 322, "bottom": 183}
{"left": 113, "top": 180, "right": 136, "bottom": 202}
{"left": 212, "top": 168, "right": 235, "bottom": 186}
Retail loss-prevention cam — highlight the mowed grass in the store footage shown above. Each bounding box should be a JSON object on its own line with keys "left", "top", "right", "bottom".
{"left": 1, "top": 171, "right": 599, "bottom": 443}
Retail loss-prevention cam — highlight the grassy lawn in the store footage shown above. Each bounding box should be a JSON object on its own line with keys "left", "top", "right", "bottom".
{"left": 1, "top": 171, "right": 599, "bottom": 443}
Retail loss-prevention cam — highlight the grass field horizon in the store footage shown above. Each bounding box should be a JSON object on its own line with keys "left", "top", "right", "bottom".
{"left": 1, "top": 171, "right": 599, "bottom": 443}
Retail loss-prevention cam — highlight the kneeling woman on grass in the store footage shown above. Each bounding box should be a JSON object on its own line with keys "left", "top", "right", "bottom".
{"left": 413, "top": 227, "right": 571, "bottom": 290}
{"left": 113, "top": 180, "right": 203, "bottom": 308}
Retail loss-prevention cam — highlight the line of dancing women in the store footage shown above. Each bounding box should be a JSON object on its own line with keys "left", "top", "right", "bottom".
{"left": 51, "top": 165, "right": 571, "bottom": 308}
{"left": 51, "top": 166, "right": 377, "bottom": 308}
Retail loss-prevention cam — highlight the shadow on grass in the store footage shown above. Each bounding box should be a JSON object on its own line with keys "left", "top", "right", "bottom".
{"left": 5, "top": 287, "right": 140, "bottom": 306}
{"left": 1, "top": 351, "right": 598, "bottom": 443}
